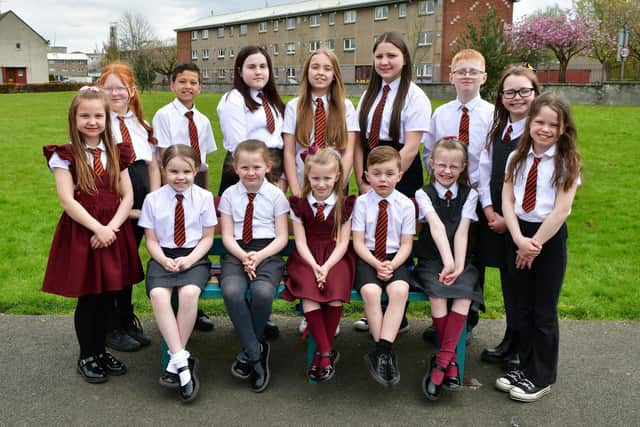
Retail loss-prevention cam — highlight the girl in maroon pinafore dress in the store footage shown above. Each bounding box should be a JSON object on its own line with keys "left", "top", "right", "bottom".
{"left": 43, "top": 88, "right": 143, "bottom": 384}
{"left": 282, "top": 149, "right": 355, "bottom": 382}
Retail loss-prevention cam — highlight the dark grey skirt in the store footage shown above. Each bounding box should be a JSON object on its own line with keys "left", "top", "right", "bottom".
{"left": 146, "top": 247, "right": 211, "bottom": 295}
{"left": 220, "top": 238, "right": 284, "bottom": 286}
{"left": 413, "top": 259, "right": 483, "bottom": 305}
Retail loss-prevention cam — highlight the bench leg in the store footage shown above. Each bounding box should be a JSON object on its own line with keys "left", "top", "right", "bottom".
{"left": 456, "top": 323, "right": 466, "bottom": 383}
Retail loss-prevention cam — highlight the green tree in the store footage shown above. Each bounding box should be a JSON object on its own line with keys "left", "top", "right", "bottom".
{"left": 100, "top": 42, "right": 120, "bottom": 69}
{"left": 132, "top": 48, "right": 156, "bottom": 92}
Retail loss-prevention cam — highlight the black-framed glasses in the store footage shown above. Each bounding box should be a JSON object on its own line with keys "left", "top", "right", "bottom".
{"left": 502, "top": 88, "right": 534, "bottom": 99}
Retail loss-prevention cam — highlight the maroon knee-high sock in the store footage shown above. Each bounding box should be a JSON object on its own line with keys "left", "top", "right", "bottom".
{"left": 432, "top": 314, "right": 447, "bottom": 344}
{"left": 305, "top": 309, "right": 331, "bottom": 368}
{"left": 433, "top": 311, "right": 467, "bottom": 385}
{"left": 322, "top": 304, "right": 343, "bottom": 348}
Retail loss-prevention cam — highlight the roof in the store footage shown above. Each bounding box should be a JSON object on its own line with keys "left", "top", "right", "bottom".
{"left": 47, "top": 53, "right": 89, "bottom": 61}
{"left": 0, "top": 10, "right": 48, "bottom": 44}
{"left": 174, "top": 0, "right": 399, "bottom": 31}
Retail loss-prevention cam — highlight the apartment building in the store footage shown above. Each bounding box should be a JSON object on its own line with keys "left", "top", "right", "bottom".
{"left": 174, "top": 0, "right": 517, "bottom": 84}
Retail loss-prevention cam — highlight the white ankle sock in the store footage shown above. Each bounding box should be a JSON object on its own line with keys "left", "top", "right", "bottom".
{"left": 169, "top": 349, "right": 191, "bottom": 386}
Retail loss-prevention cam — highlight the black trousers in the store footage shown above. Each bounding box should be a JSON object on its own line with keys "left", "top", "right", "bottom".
{"left": 508, "top": 220, "right": 568, "bottom": 387}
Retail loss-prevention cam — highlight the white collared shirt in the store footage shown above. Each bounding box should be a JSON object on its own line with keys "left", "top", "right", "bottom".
{"left": 423, "top": 96, "right": 494, "bottom": 188}
{"left": 478, "top": 117, "right": 527, "bottom": 207}
{"left": 110, "top": 111, "right": 156, "bottom": 164}
{"left": 352, "top": 189, "right": 416, "bottom": 253}
{"left": 506, "top": 145, "right": 580, "bottom": 223}
{"left": 48, "top": 140, "right": 108, "bottom": 171}
{"left": 356, "top": 78, "right": 431, "bottom": 144}
{"left": 290, "top": 192, "right": 337, "bottom": 223}
{"left": 152, "top": 99, "right": 217, "bottom": 171}
{"left": 415, "top": 182, "right": 478, "bottom": 222}
{"left": 219, "top": 179, "right": 290, "bottom": 240}
{"left": 138, "top": 184, "right": 217, "bottom": 248}
{"left": 217, "top": 88, "right": 284, "bottom": 152}
{"left": 283, "top": 95, "right": 358, "bottom": 184}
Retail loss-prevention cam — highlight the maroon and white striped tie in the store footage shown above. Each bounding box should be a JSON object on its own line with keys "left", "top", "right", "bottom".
{"left": 117, "top": 116, "right": 136, "bottom": 162}
{"left": 374, "top": 199, "right": 388, "bottom": 261}
{"left": 174, "top": 194, "right": 186, "bottom": 247}
{"left": 458, "top": 106, "right": 469, "bottom": 144}
{"left": 314, "top": 98, "right": 326, "bottom": 148}
{"left": 522, "top": 157, "right": 541, "bottom": 213}
{"left": 242, "top": 193, "right": 256, "bottom": 244}
{"left": 184, "top": 111, "right": 200, "bottom": 154}
{"left": 258, "top": 93, "right": 275, "bottom": 134}
{"left": 368, "top": 85, "right": 390, "bottom": 149}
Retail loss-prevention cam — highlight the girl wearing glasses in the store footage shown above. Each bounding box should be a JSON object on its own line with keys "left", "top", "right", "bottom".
{"left": 477, "top": 64, "right": 540, "bottom": 371}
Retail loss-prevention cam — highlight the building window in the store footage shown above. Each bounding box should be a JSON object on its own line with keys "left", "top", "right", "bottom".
{"left": 273, "top": 44, "right": 279, "bottom": 55}
{"left": 418, "top": 31, "right": 433, "bottom": 46}
{"left": 344, "top": 38, "right": 356, "bottom": 51}
{"left": 309, "top": 40, "right": 321, "bottom": 52}
{"left": 419, "top": 0, "right": 435, "bottom": 15}
{"left": 416, "top": 63, "right": 433, "bottom": 79}
{"left": 218, "top": 69, "right": 226, "bottom": 79}
{"left": 309, "top": 14, "right": 320, "bottom": 27}
{"left": 398, "top": 3, "right": 407, "bottom": 18}
{"left": 202, "top": 69, "right": 209, "bottom": 79}
{"left": 287, "top": 67, "right": 296, "bottom": 79}
{"left": 286, "top": 42, "right": 296, "bottom": 55}
{"left": 217, "top": 48, "right": 225, "bottom": 58}
{"left": 202, "top": 49, "right": 209, "bottom": 59}
{"left": 240, "top": 24, "right": 248, "bottom": 35}
{"left": 191, "top": 49, "right": 198, "bottom": 59}
{"left": 218, "top": 27, "right": 224, "bottom": 38}
{"left": 327, "top": 39, "right": 335, "bottom": 51}
{"left": 191, "top": 31, "right": 198, "bottom": 40}
{"left": 374, "top": 6, "right": 389, "bottom": 20}
{"left": 287, "top": 17, "right": 296, "bottom": 30}
{"left": 327, "top": 12, "right": 335, "bottom": 26}
{"left": 344, "top": 10, "right": 356, "bottom": 24}
{"left": 259, "top": 22, "right": 267, "bottom": 33}
{"left": 273, "top": 20, "right": 279, "bottom": 31}
{"left": 16, "top": 42, "right": 22, "bottom": 49}
{"left": 229, "top": 48, "right": 235, "bottom": 57}
{"left": 202, "top": 29, "right": 209, "bottom": 39}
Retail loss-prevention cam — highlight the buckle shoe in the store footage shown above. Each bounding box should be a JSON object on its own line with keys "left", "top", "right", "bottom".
{"left": 77, "top": 356, "right": 108, "bottom": 384}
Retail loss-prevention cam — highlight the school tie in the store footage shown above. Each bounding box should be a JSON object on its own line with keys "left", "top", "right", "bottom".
{"left": 89, "top": 148, "right": 105, "bottom": 177}
{"left": 314, "top": 98, "right": 326, "bottom": 148}
{"left": 314, "top": 202, "right": 325, "bottom": 222}
{"left": 174, "top": 194, "right": 186, "bottom": 247}
{"left": 374, "top": 199, "right": 389, "bottom": 262}
{"left": 458, "top": 106, "right": 469, "bottom": 144}
{"left": 117, "top": 116, "right": 136, "bottom": 162}
{"left": 522, "top": 157, "right": 541, "bottom": 213}
{"left": 184, "top": 111, "right": 200, "bottom": 155}
{"left": 242, "top": 193, "right": 257, "bottom": 244}
{"left": 445, "top": 190, "right": 453, "bottom": 208}
{"left": 368, "top": 84, "right": 391, "bottom": 149}
{"left": 258, "top": 92, "right": 275, "bottom": 134}
{"left": 503, "top": 124, "right": 513, "bottom": 142}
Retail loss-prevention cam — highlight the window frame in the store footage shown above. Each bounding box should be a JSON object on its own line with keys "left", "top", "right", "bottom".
{"left": 309, "top": 14, "right": 320, "bottom": 27}
{"left": 344, "top": 10, "right": 356, "bottom": 24}
{"left": 418, "top": 31, "right": 433, "bottom": 46}
{"left": 259, "top": 22, "right": 268, "bottom": 33}
{"left": 374, "top": 6, "right": 389, "bottom": 21}
{"left": 286, "top": 17, "right": 296, "bottom": 30}
{"left": 343, "top": 38, "right": 356, "bottom": 51}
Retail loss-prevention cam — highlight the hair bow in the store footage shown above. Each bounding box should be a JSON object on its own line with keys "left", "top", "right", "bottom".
{"left": 79, "top": 85, "right": 100, "bottom": 92}
{"left": 300, "top": 143, "right": 319, "bottom": 162}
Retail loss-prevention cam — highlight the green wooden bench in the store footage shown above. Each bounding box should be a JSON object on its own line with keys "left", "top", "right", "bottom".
{"left": 161, "top": 238, "right": 467, "bottom": 384}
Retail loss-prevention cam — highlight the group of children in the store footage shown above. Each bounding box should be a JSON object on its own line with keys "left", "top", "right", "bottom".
{"left": 42, "top": 30, "right": 582, "bottom": 404}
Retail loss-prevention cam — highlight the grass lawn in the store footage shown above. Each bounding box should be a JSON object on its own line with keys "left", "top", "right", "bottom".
{"left": 0, "top": 91, "right": 638, "bottom": 320}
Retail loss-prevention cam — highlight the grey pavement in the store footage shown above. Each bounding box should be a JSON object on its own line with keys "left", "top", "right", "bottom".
{"left": 1, "top": 314, "right": 638, "bottom": 426}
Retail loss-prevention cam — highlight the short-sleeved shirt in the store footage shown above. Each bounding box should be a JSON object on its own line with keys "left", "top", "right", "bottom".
{"left": 415, "top": 182, "right": 478, "bottom": 222}
{"left": 352, "top": 189, "right": 416, "bottom": 253}
{"left": 423, "top": 96, "right": 494, "bottom": 187}
{"left": 217, "top": 88, "right": 284, "bottom": 152}
{"left": 109, "top": 111, "right": 156, "bottom": 164}
{"left": 290, "top": 192, "right": 337, "bottom": 223}
{"left": 48, "top": 140, "right": 107, "bottom": 171}
{"left": 356, "top": 78, "right": 431, "bottom": 144}
{"left": 138, "top": 184, "right": 217, "bottom": 248}
{"left": 152, "top": 99, "right": 217, "bottom": 171}
{"left": 219, "top": 179, "right": 289, "bottom": 240}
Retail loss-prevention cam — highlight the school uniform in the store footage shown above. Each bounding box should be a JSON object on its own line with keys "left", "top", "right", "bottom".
{"left": 505, "top": 145, "right": 579, "bottom": 387}
{"left": 413, "top": 182, "right": 483, "bottom": 305}
{"left": 356, "top": 78, "right": 431, "bottom": 197}
{"left": 283, "top": 95, "right": 359, "bottom": 185}
{"left": 152, "top": 98, "right": 217, "bottom": 183}
{"left": 217, "top": 88, "right": 285, "bottom": 195}
{"left": 422, "top": 96, "right": 494, "bottom": 188}
{"left": 282, "top": 193, "right": 356, "bottom": 303}
{"left": 351, "top": 189, "right": 416, "bottom": 289}
{"left": 138, "top": 184, "right": 217, "bottom": 294}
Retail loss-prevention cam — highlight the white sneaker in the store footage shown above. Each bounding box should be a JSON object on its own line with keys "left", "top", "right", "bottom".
{"left": 353, "top": 317, "right": 369, "bottom": 331}
{"left": 509, "top": 378, "right": 551, "bottom": 402}
{"left": 298, "top": 318, "right": 307, "bottom": 334}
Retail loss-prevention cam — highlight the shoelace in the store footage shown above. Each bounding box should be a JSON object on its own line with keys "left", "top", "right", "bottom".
{"left": 517, "top": 378, "right": 536, "bottom": 391}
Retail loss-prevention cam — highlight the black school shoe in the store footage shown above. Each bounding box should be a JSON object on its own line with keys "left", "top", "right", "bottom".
{"left": 194, "top": 310, "right": 214, "bottom": 332}
{"left": 250, "top": 342, "right": 271, "bottom": 393}
{"left": 365, "top": 351, "right": 390, "bottom": 387}
{"left": 386, "top": 351, "right": 401, "bottom": 386}
{"left": 160, "top": 356, "right": 199, "bottom": 388}
{"left": 422, "top": 354, "right": 444, "bottom": 401}
{"left": 442, "top": 361, "right": 461, "bottom": 391}
{"left": 263, "top": 320, "right": 280, "bottom": 341}
{"left": 123, "top": 310, "right": 151, "bottom": 346}
{"left": 106, "top": 328, "right": 141, "bottom": 352}
{"left": 96, "top": 351, "right": 127, "bottom": 376}
{"left": 77, "top": 356, "right": 108, "bottom": 384}
{"left": 231, "top": 356, "right": 252, "bottom": 380}
{"left": 178, "top": 364, "right": 199, "bottom": 403}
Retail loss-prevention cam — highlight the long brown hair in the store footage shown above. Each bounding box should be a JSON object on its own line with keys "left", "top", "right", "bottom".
{"left": 505, "top": 92, "right": 582, "bottom": 192}
{"left": 301, "top": 149, "right": 346, "bottom": 241}
{"left": 358, "top": 31, "right": 412, "bottom": 146}
{"left": 98, "top": 62, "right": 157, "bottom": 144}
{"left": 295, "top": 50, "right": 347, "bottom": 150}
{"left": 230, "top": 46, "right": 284, "bottom": 116}
{"left": 428, "top": 138, "right": 470, "bottom": 187}
{"left": 68, "top": 89, "right": 120, "bottom": 194}
{"left": 487, "top": 64, "right": 541, "bottom": 149}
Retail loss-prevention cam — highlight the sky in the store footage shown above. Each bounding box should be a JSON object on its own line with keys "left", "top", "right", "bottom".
{"left": 3, "top": 0, "right": 573, "bottom": 53}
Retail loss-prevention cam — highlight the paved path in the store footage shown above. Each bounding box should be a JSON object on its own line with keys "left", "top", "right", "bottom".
{"left": 1, "top": 315, "right": 638, "bottom": 426}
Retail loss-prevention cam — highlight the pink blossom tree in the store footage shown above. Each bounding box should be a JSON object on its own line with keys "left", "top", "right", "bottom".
{"left": 507, "top": 10, "right": 601, "bottom": 82}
